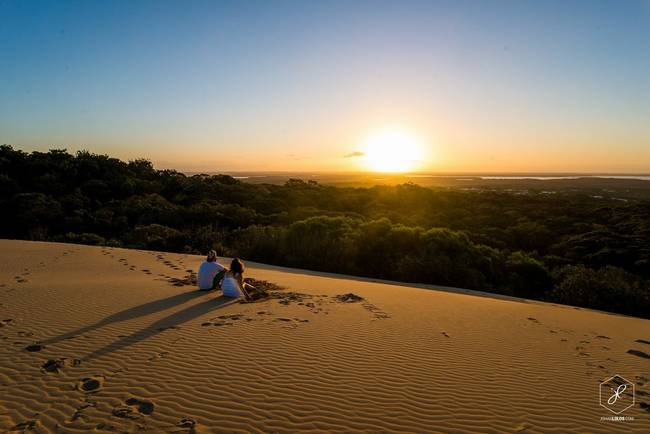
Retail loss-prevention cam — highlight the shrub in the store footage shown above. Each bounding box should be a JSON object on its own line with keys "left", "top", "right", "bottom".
{"left": 129, "top": 224, "right": 187, "bottom": 251}
{"left": 548, "top": 265, "right": 650, "bottom": 318}
{"left": 231, "top": 225, "right": 285, "bottom": 264}
{"left": 282, "top": 216, "right": 357, "bottom": 271}
{"left": 505, "top": 251, "right": 552, "bottom": 299}
{"left": 54, "top": 232, "right": 106, "bottom": 246}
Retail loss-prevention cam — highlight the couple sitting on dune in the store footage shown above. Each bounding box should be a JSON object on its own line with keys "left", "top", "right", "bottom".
{"left": 197, "top": 250, "right": 267, "bottom": 302}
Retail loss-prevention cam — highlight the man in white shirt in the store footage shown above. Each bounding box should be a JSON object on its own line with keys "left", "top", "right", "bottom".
{"left": 197, "top": 250, "right": 226, "bottom": 291}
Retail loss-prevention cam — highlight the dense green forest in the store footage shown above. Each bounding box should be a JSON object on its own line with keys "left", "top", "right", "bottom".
{"left": 1, "top": 145, "right": 649, "bottom": 318}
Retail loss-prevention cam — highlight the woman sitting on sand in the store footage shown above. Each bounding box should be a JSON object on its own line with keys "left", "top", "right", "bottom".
{"left": 221, "top": 258, "right": 267, "bottom": 301}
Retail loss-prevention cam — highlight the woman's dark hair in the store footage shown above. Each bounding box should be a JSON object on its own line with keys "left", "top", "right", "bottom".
{"left": 230, "top": 258, "right": 245, "bottom": 275}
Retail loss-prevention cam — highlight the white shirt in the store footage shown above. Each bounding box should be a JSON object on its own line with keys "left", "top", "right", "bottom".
{"left": 221, "top": 274, "right": 244, "bottom": 298}
{"left": 197, "top": 261, "right": 225, "bottom": 290}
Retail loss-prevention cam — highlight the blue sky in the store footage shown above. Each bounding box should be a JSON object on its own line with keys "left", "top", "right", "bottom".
{"left": 1, "top": 0, "right": 649, "bottom": 172}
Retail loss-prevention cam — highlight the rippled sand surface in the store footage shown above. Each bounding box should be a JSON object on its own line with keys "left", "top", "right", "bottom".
{"left": 0, "top": 240, "right": 648, "bottom": 432}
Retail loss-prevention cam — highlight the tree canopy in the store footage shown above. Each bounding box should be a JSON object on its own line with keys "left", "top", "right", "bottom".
{"left": 1, "top": 145, "right": 648, "bottom": 318}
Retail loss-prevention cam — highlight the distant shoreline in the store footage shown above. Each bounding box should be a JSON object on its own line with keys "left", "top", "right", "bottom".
{"left": 184, "top": 172, "right": 650, "bottom": 182}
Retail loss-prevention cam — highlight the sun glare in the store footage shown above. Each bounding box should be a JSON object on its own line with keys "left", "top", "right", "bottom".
{"left": 361, "top": 127, "right": 423, "bottom": 173}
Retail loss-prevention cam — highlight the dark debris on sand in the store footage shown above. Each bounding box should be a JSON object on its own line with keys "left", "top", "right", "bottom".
{"left": 205, "top": 278, "right": 280, "bottom": 304}
{"left": 244, "top": 278, "right": 284, "bottom": 292}
{"left": 168, "top": 272, "right": 197, "bottom": 287}
{"left": 234, "top": 279, "right": 387, "bottom": 319}
{"left": 274, "top": 292, "right": 311, "bottom": 305}
{"left": 334, "top": 293, "right": 365, "bottom": 303}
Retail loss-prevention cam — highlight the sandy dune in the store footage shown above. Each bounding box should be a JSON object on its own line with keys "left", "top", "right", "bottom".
{"left": 0, "top": 240, "right": 648, "bottom": 433}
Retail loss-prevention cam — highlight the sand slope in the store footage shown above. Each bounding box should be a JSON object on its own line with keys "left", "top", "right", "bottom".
{"left": 0, "top": 240, "right": 648, "bottom": 433}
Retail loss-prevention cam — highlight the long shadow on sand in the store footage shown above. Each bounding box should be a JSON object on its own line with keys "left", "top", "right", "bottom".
{"left": 84, "top": 295, "right": 236, "bottom": 360}
{"left": 42, "top": 290, "right": 212, "bottom": 346}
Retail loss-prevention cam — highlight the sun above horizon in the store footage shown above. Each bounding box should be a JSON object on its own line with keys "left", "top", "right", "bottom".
{"left": 361, "top": 127, "right": 423, "bottom": 173}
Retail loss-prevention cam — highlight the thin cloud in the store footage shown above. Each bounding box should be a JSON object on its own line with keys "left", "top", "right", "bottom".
{"left": 344, "top": 151, "right": 365, "bottom": 158}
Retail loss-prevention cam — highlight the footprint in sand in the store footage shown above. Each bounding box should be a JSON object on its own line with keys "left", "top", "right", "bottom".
{"left": 575, "top": 346, "right": 590, "bottom": 357}
{"left": 203, "top": 315, "right": 245, "bottom": 327}
{"left": 12, "top": 420, "right": 39, "bottom": 431}
{"left": 175, "top": 417, "right": 198, "bottom": 430}
{"left": 42, "top": 358, "right": 81, "bottom": 373}
{"left": 25, "top": 343, "right": 45, "bottom": 352}
{"left": 147, "top": 352, "right": 169, "bottom": 362}
{"left": 217, "top": 314, "right": 244, "bottom": 321}
{"left": 362, "top": 302, "right": 390, "bottom": 319}
{"left": 212, "top": 321, "right": 233, "bottom": 327}
{"left": 635, "top": 339, "right": 650, "bottom": 345}
{"left": 125, "top": 397, "right": 154, "bottom": 414}
{"left": 332, "top": 293, "right": 389, "bottom": 319}
{"left": 273, "top": 317, "right": 309, "bottom": 328}
{"left": 274, "top": 317, "right": 299, "bottom": 328}
{"left": 69, "top": 402, "right": 95, "bottom": 422}
{"left": 77, "top": 375, "right": 105, "bottom": 393}
{"left": 513, "top": 422, "right": 532, "bottom": 432}
{"left": 0, "top": 319, "right": 13, "bottom": 328}
{"left": 112, "top": 397, "right": 154, "bottom": 418}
